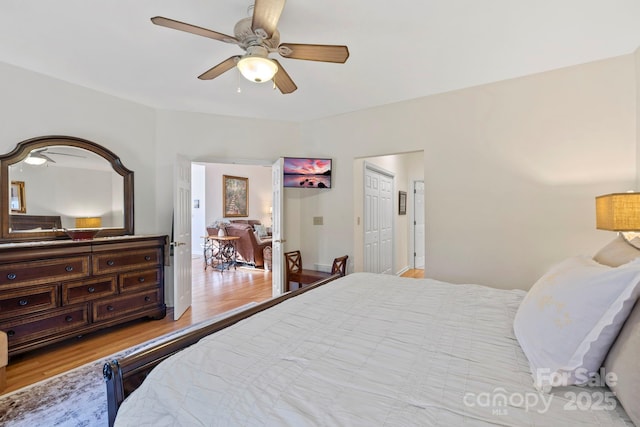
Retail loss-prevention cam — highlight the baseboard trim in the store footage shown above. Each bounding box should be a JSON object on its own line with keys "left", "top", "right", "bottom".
{"left": 396, "top": 266, "right": 410, "bottom": 276}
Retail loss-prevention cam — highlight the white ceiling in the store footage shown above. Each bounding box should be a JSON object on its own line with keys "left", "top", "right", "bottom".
{"left": 1, "top": 1, "right": 640, "bottom": 122}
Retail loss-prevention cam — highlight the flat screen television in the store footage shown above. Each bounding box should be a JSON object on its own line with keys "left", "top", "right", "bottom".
{"left": 283, "top": 157, "right": 332, "bottom": 189}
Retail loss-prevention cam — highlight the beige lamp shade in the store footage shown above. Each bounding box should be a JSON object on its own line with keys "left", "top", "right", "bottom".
{"left": 75, "top": 217, "right": 102, "bottom": 229}
{"left": 596, "top": 193, "right": 640, "bottom": 231}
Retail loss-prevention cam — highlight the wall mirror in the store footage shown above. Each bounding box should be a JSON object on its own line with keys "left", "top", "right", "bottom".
{"left": 0, "top": 135, "right": 134, "bottom": 241}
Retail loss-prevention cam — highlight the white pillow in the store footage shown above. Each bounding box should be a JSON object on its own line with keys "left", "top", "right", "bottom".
{"left": 513, "top": 256, "right": 640, "bottom": 391}
{"left": 593, "top": 234, "right": 640, "bottom": 267}
{"left": 253, "top": 231, "right": 268, "bottom": 245}
{"left": 254, "top": 224, "right": 267, "bottom": 237}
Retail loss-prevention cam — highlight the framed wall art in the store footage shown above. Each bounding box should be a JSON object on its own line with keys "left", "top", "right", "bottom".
{"left": 223, "top": 175, "right": 248, "bottom": 217}
{"left": 398, "top": 190, "right": 407, "bottom": 215}
{"left": 10, "top": 181, "right": 26, "bottom": 213}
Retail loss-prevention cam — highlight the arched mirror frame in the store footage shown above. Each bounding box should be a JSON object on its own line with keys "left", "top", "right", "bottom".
{"left": 0, "top": 135, "right": 134, "bottom": 241}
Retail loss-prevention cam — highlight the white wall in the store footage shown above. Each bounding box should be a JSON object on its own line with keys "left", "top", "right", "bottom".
{"left": 0, "top": 62, "right": 159, "bottom": 234}
{"left": 302, "top": 55, "right": 637, "bottom": 290}
{"left": 1, "top": 52, "right": 638, "bottom": 292}
{"left": 191, "top": 164, "right": 206, "bottom": 256}
{"left": 203, "top": 163, "right": 272, "bottom": 227}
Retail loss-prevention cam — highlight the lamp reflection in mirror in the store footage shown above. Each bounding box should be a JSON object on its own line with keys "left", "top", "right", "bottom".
{"left": 596, "top": 192, "right": 640, "bottom": 246}
{"left": 75, "top": 216, "right": 102, "bottom": 229}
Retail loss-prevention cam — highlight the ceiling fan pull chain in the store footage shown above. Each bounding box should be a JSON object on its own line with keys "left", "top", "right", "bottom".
{"left": 237, "top": 68, "right": 242, "bottom": 93}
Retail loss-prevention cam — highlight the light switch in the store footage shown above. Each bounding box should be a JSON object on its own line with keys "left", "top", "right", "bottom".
{"left": 313, "top": 216, "right": 323, "bottom": 225}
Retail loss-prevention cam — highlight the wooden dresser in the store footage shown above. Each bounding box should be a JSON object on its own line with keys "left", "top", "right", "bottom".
{"left": 0, "top": 235, "right": 167, "bottom": 356}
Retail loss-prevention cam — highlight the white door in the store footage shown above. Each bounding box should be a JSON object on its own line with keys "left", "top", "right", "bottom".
{"left": 271, "top": 158, "right": 285, "bottom": 296}
{"left": 414, "top": 181, "right": 425, "bottom": 269}
{"left": 364, "top": 165, "right": 394, "bottom": 274}
{"left": 364, "top": 169, "right": 380, "bottom": 273}
{"left": 173, "top": 153, "right": 192, "bottom": 320}
{"left": 379, "top": 174, "right": 393, "bottom": 275}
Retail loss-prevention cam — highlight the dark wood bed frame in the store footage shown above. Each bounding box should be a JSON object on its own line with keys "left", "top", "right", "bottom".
{"left": 9, "top": 214, "right": 62, "bottom": 231}
{"left": 103, "top": 274, "right": 340, "bottom": 427}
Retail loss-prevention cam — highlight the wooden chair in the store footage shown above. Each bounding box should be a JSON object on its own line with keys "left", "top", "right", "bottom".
{"left": 331, "top": 255, "right": 348, "bottom": 277}
{"left": 284, "top": 251, "right": 349, "bottom": 292}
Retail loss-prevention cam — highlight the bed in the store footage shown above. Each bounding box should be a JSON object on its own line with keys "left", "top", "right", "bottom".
{"left": 105, "top": 237, "right": 640, "bottom": 427}
{"left": 9, "top": 214, "right": 62, "bottom": 231}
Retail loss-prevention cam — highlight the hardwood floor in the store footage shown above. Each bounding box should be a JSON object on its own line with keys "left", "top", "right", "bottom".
{"left": 2, "top": 259, "right": 273, "bottom": 395}
{"left": 401, "top": 268, "right": 425, "bottom": 278}
{"left": 3, "top": 265, "right": 425, "bottom": 395}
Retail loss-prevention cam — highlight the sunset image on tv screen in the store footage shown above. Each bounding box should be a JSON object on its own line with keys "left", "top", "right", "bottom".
{"left": 283, "top": 158, "right": 332, "bottom": 188}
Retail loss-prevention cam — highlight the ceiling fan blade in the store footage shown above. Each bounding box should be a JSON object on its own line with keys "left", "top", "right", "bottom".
{"left": 198, "top": 56, "right": 240, "bottom": 80}
{"left": 251, "top": 0, "right": 286, "bottom": 39}
{"left": 34, "top": 153, "right": 56, "bottom": 163}
{"left": 272, "top": 60, "right": 297, "bottom": 94}
{"left": 151, "top": 17, "right": 238, "bottom": 44}
{"left": 47, "top": 152, "right": 86, "bottom": 158}
{"left": 278, "top": 43, "right": 349, "bottom": 63}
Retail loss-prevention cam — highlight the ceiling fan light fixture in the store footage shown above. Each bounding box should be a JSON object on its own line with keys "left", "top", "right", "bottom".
{"left": 24, "top": 154, "right": 47, "bottom": 165}
{"left": 237, "top": 55, "right": 278, "bottom": 83}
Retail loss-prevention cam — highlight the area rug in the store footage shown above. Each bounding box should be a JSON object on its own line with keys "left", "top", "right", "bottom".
{"left": 0, "top": 303, "right": 257, "bottom": 427}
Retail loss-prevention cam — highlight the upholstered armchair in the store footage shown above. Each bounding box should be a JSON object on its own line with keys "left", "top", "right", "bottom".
{"left": 207, "top": 221, "right": 271, "bottom": 268}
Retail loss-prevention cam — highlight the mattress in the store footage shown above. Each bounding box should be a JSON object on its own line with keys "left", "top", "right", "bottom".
{"left": 115, "top": 273, "right": 633, "bottom": 426}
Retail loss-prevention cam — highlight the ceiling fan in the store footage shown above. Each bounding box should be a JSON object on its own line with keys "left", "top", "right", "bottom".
{"left": 25, "top": 147, "right": 86, "bottom": 165}
{"left": 151, "top": 0, "right": 350, "bottom": 94}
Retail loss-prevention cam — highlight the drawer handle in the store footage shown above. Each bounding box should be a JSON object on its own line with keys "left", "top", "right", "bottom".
{"left": 138, "top": 277, "right": 145, "bottom": 283}
{"left": 144, "top": 255, "right": 152, "bottom": 261}
{"left": 107, "top": 305, "right": 114, "bottom": 311}
{"left": 7, "top": 273, "right": 17, "bottom": 280}
{"left": 7, "top": 330, "right": 15, "bottom": 337}
{"left": 144, "top": 296, "right": 151, "bottom": 302}
{"left": 18, "top": 299, "right": 28, "bottom": 306}
{"left": 65, "top": 266, "right": 74, "bottom": 272}
{"left": 87, "top": 286, "right": 95, "bottom": 293}
{"left": 65, "top": 315, "right": 73, "bottom": 322}
{"left": 107, "top": 260, "right": 115, "bottom": 266}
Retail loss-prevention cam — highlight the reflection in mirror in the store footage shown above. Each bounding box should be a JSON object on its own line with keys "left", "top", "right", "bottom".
{"left": 8, "top": 146, "right": 124, "bottom": 232}
{"left": 0, "top": 135, "right": 133, "bottom": 241}
{"left": 10, "top": 181, "right": 26, "bottom": 213}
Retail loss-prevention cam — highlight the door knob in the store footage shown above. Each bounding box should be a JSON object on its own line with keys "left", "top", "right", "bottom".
{"left": 273, "top": 239, "right": 287, "bottom": 243}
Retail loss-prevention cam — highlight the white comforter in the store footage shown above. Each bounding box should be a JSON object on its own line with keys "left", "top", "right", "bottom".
{"left": 115, "top": 273, "right": 633, "bottom": 426}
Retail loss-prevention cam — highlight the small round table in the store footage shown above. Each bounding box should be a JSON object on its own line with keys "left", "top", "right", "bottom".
{"left": 203, "top": 235, "right": 240, "bottom": 273}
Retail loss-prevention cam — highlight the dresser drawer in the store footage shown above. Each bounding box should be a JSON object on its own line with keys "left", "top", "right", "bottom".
{"left": 119, "top": 268, "right": 161, "bottom": 293}
{"left": 92, "top": 289, "right": 161, "bottom": 321}
{"left": 0, "top": 256, "right": 89, "bottom": 288}
{"left": 62, "top": 276, "right": 117, "bottom": 305}
{"left": 93, "top": 248, "right": 162, "bottom": 275}
{"left": 0, "top": 284, "right": 58, "bottom": 320}
{"left": 2, "top": 305, "right": 89, "bottom": 347}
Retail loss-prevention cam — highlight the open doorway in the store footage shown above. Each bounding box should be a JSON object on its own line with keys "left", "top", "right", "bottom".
{"left": 190, "top": 160, "right": 275, "bottom": 289}
{"left": 191, "top": 161, "right": 273, "bottom": 254}
{"left": 353, "top": 151, "right": 424, "bottom": 275}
